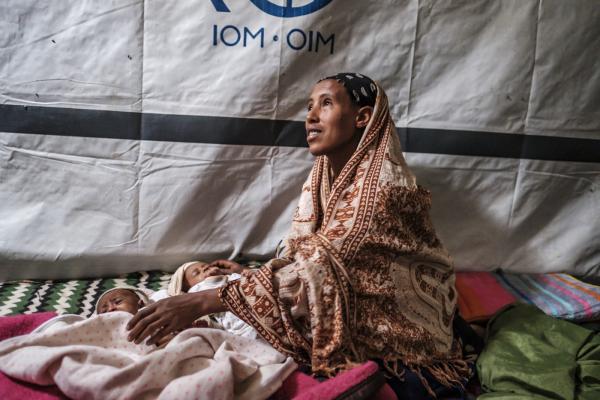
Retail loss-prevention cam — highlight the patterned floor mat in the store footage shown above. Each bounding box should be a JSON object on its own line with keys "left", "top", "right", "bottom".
{"left": 0, "top": 270, "right": 172, "bottom": 317}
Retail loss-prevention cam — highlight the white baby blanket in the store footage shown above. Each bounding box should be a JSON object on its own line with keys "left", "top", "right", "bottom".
{"left": 0, "top": 312, "right": 296, "bottom": 400}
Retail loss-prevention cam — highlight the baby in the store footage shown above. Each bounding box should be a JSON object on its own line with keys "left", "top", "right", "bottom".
{"left": 95, "top": 286, "right": 152, "bottom": 315}
{"left": 157, "top": 260, "right": 259, "bottom": 340}
{"left": 166, "top": 260, "right": 244, "bottom": 296}
{"left": 32, "top": 286, "right": 152, "bottom": 335}
{"left": 95, "top": 286, "right": 188, "bottom": 347}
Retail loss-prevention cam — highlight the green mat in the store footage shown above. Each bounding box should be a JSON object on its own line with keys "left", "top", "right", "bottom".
{"left": 0, "top": 271, "right": 171, "bottom": 317}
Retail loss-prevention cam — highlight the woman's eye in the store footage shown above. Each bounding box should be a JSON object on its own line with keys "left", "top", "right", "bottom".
{"left": 323, "top": 99, "right": 332, "bottom": 106}
{"left": 307, "top": 104, "right": 313, "bottom": 111}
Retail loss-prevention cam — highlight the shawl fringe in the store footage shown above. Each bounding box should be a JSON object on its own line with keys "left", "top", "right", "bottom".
{"left": 312, "top": 343, "right": 470, "bottom": 397}
{"left": 381, "top": 356, "right": 470, "bottom": 398}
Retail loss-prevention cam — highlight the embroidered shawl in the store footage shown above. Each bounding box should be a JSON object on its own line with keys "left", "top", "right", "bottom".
{"left": 219, "top": 84, "right": 468, "bottom": 390}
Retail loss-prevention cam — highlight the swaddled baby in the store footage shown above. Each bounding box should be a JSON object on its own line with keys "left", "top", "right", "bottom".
{"left": 32, "top": 285, "right": 153, "bottom": 334}
{"left": 153, "top": 261, "right": 260, "bottom": 340}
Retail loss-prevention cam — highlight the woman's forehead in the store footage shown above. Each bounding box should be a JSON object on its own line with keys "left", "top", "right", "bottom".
{"left": 309, "top": 79, "right": 346, "bottom": 100}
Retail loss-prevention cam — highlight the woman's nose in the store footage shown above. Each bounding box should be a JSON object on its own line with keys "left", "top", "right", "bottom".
{"left": 306, "top": 107, "right": 318, "bottom": 122}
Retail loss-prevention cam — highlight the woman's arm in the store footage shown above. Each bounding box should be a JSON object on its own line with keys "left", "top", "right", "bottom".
{"left": 126, "top": 288, "right": 227, "bottom": 346}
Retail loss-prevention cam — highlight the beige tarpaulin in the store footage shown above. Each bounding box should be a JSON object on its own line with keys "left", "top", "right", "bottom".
{"left": 0, "top": 0, "right": 598, "bottom": 279}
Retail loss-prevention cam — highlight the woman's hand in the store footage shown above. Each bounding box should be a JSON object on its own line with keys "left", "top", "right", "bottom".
{"left": 126, "top": 288, "right": 226, "bottom": 346}
{"left": 155, "top": 331, "right": 177, "bottom": 349}
{"left": 210, "top": 259, "right": 245, "bottom": 274}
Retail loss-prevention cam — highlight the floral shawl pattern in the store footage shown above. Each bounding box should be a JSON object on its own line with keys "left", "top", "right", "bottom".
{"left": 219, "top": 84, "right": 469, "bottom": 391}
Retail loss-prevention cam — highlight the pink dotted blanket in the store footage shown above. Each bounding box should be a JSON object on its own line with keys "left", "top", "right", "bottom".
{"left": 0, "top": 312, "right": 296, "bottom": 400}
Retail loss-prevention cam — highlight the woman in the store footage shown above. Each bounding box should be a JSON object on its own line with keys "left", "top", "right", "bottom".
{"left": 127, "top": 73, "right": 471, "bottom": 397}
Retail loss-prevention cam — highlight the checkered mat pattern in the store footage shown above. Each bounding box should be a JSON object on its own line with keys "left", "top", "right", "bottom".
{"left": 0, "top": 271, "right": 172, "bottom": 317}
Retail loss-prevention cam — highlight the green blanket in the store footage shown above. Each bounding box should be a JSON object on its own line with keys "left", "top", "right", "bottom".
{"left": 477, "top": 304, "right": 600, "bottom": 399}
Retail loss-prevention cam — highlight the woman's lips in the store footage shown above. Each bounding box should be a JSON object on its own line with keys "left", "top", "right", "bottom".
{"left": 307, "top": 129, "right": 321, "bottom": 142}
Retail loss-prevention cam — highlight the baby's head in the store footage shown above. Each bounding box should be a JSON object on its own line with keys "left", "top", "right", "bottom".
{"left": 168, "top": 261, "right": 227, "bottom": 296}
{"left": 184, "top": 262, "right": 226, "bottom": 289}
{"left": 95, "top": 286, "right": 151, "bottom": 315}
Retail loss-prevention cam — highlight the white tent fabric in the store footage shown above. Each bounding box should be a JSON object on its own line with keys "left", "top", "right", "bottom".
{"left": 0, "top": 0, "right": 598, "bottom": 279}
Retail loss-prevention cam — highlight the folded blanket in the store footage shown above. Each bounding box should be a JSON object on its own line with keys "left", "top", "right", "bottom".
{"left": 0, "top": 312, "right": 296, "bottom": 400}
{"left": 456, "top": 271, "right": 600, "bottom": 323}
{"left": 456, "top": 272, "right": 517, "bottom": 322}
{"left": 496, "top": 271, "right": 600, "bottom": 322}
{"left": 477, "top": 304, "right": 600, "bottom": 400}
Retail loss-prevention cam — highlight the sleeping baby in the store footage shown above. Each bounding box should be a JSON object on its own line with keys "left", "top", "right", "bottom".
{"left": 152, "top": 260, "right": 260, "bottom": 340}
{"left": 32, "top": 285, "right": 153, "bottom": 335}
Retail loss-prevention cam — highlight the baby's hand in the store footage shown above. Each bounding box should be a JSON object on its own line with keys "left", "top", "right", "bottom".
{"left": 210, "top": 259, "right": 245, "bottom": 274}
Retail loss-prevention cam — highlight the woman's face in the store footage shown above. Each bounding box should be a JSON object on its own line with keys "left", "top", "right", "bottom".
{"left": 306, "top": 79, "right": 360, "bottom": 158}
{"left": 97, "top": 289, "right": 141, "bottom": 314}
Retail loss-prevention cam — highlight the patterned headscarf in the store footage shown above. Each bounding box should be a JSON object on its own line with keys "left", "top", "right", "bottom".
{"left": 319, "top": 72, "right": 378, "bottom": 108}
{"left": 220, "top": 80, "right": 467, "bottom": 396}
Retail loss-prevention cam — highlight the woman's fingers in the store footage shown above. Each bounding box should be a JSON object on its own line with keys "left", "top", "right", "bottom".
{"left": 127, "top": 291, "right": 223, "bottom": 346}
{"left": 127, "top": 304, "right": 152, "bottom": 330}
{"left": 142, "top": 319, "right": 171, "bottom": 346}
{"left": 128, "top": 294, "right": 199, "bottom": 344}
{"left": 210, "top": 259, "right": 229, "bottom": 268}
{"left": 155, "top": 332, "right": 176, "bottom": 349}
{"left": 127, "top": 307, "right": 160, "bottom": 343}
{"left": 136, "top": 317, "right": 166, "bottom": 345}
{"left": 210, "top": 259, "right": 244, "bottom": 273}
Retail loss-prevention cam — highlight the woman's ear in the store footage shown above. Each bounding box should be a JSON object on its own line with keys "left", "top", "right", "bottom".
{"left": 355, "top": 106, "right": 373, "bottom": 129}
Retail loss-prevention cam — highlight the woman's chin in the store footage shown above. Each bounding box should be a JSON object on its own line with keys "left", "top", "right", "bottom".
{"left": 307, "top": 144, "right": 325, "bottom": 157}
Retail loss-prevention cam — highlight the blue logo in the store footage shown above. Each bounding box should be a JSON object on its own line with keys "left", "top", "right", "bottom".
{"left": 211, "top": 0, "right": 333, "bottom": 18}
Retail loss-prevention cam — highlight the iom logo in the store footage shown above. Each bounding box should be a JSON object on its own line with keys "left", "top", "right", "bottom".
{"left": 210, "top": 0, "right": 336, "bottom": 54}
{"left": 211, "top": 0, "right": 333, "bottom": 18}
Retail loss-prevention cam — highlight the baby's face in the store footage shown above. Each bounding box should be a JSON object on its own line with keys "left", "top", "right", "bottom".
{"left": 97, "top": 289, "right": 141, "bottom": 315}
{"left": 184, "top": 262, "right": 226, "bottom": 289}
